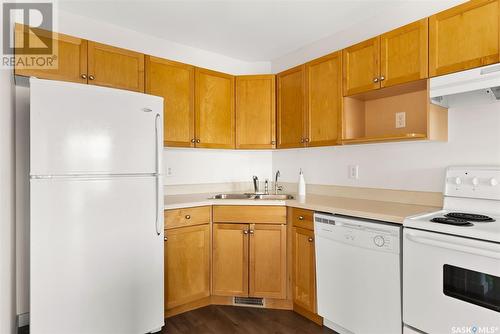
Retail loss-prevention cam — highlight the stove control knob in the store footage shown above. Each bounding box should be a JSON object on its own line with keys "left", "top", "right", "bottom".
{"left": 472, "top": 177, "right": 479, "bottom": 186}
{"left": 490, "top": 178, "right": 499, "bottom": 186}
{"left": 454, "top": 177, "right": 462, "bottom": 185}
{"left": 374, "top": 235, "right": 385, "bottom": 247}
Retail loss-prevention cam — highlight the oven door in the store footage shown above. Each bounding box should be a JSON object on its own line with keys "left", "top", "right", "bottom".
{"left": 403, "top": 228, "right": 500, "bottom": 334}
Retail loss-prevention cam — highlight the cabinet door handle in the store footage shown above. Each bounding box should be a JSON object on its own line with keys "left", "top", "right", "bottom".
{"left": 373, "top": 77, "right": 379, "bottom": 83}
{"left": 164, "top": 236, "right": 168, "bottom": 241}
{"left": 243, "top": 230, "right": 249, "bottom": 235}
{"left": 308, "top": 237, "right": 314, "bottom": 242}
{"left": 380, "top": 76, "right": 385, "bottom": 81}
{"left": 190, "top": 138, "right": 196, "bottom": 143}
{"left": 298, "top": 216, "right": 304, "bottom": 220}
{"left": 300, "top": 138, "right": 305, "bottom": 143}
{"left": 89, "top": 75, "right": 95, "bottom": 80}
{"left": 305, "top": 138, "right": 310, "bottom": 143}
{"left": 196, "top": 139, "right": 201, "bottom": 143}
{"left": 271, "top": 140, "right": 276, "bottom": 145}
{"left": 81, "top": 74, "right": 87, "bottom": 79}
{"left": 249, "top": 230, "right": 254, "bottom": 235}
{"left": 185, "top": 215, "right": 191, "bottom": 220}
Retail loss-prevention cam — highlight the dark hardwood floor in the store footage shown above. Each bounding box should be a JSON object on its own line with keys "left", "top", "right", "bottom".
{"left": 163, "top": 305, "right": 336, "bottom": 334}
{"left": 18, "top": 305, "right": 335, "bottom": 334}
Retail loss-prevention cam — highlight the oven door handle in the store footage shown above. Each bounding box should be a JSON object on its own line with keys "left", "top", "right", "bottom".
{"left": 406, "top": 233, "right": 500, "bottom": 260}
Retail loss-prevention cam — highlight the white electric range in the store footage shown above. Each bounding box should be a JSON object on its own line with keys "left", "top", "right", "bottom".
{"left": 403, "top": 166, "right": 500, "bottom": 334}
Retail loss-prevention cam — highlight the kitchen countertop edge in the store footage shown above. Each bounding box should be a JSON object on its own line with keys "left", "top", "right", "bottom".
{"left": 164, "top": 193, "right": 440, "bottom": 224}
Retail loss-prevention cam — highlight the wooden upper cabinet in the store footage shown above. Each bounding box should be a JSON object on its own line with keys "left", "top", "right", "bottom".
{"left": 164, "top": 224, "right": 210, "bottom": 310}
{"left": 305, "top": 52, "right": 342, "bottom": 147}
{"left": 277, "top": 65, "right": 306, "bottom": 148}
{"left": 212, "top": 223, "right": 249, "bottom": 297}
{"left": 380, "top": 19, "right": 429, "bottom": 88}
{"left": 195, "top": 68, "right": 235, "bottom": 149}
{"left": 249, "top": 224, "right": 287, "bottom": 299}
{"left": 146, "top": 57, "right": 195, "bottom": 147}
{"left": 343, "top": 37, "right": 380, "bottom": 95}
{"left": 430, "top": 0, "right": 500, "bottom": 76}
{"left": 292, "top": 226, "right": 317, "bottom": 314}
{"left": 14, "top": 24, "right": 87, "bottom": 84}
{"left": 235, "top": 75, "right": 276, "bottom": 149}
{"left": 87, "top": 41, "right": 145, "bottom": 92}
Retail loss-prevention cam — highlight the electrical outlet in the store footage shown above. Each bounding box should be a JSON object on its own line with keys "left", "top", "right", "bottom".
{"left": 348, "top": 165, "right": 359, "bottom": 179}
{"left": 395, "top": 112, "right": 406, "bottom": 128}
{"left": 166, "top": 167, "right": 173, "bottom": 177}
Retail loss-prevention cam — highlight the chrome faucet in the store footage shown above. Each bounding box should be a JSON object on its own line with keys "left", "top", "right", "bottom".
{"left": 252, "top": 176, "right": 259, "bottom": 194}
{"left": 274, "top": 170, "right": 283, "bottom": 194}
{"left": 264, "top": 179, "right": 269, "bottom": 195}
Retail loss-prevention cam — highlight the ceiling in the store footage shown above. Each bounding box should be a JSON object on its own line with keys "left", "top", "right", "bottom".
{"left": 58, "top": 0, "right": 412, "bottom": 62}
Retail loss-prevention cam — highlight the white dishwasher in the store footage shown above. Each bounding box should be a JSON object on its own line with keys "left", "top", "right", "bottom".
{"left": 314, "top": 213, "right": 402, "bottom": 334}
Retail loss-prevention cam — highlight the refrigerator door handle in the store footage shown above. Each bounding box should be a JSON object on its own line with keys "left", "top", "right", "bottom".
{"left": 154, "top": 113, "right": 161, "bottom": 236}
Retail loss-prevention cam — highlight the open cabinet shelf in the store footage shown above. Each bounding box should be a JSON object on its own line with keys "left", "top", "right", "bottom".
{"left": 341, "top": 79, "right": 448, "bottom": 145}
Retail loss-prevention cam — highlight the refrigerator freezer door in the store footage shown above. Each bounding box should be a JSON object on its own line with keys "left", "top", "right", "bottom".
{"left": 30, "top": 176, "right": 164, "bottom": 334}
{"left": 30, "top": 78, "right": 163, "bottom": 176}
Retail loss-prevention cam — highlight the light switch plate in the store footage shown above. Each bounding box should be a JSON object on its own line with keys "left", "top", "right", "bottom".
{"left": 166, "top": 167, "right": 173, "bottom": 177}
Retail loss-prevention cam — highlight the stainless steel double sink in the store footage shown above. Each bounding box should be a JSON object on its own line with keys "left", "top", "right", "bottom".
{"left": 210, "top": 193, "right": 294, "bottom": 200}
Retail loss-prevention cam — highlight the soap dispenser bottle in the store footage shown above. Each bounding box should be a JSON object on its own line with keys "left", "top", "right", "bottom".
{"left": 298, "top": 168, "right": 306, "bottom": 197}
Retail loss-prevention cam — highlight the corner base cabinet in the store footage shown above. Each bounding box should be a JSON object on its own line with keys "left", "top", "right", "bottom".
{"left": 212, "top": 206, "right": 287, "bottom": 300}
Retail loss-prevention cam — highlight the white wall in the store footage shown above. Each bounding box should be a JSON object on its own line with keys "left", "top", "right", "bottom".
{"left": 56, "top": 10, "right": 270, "bottom": 75}
{"left": 272, "top": 103, "right": 500, "bottom": 193}
{"left": 271, "top": 0, "right": 465, "bottom": 72}
{"left": 163, "top": 148, "right": 272, "bottom": 185}
{"left": 0, "top": 69, "right": 16, "bottom": 333}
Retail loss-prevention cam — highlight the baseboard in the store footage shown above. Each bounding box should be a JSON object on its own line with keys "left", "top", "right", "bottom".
{"left": 165, "top": 296, "right": 293, "bottom": 318}
{"left": 293, "top": 303, "right": 323, "bottom": 326}
{"left": 165, "top": 296, "right": 212, "bottom": 318}
{"left": 17, "top": 313, "right": 30, "bottom": 328}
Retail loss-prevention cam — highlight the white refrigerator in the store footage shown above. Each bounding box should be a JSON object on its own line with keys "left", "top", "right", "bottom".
{"left": 29, "top": 78, "right": 165, "bottom": 334}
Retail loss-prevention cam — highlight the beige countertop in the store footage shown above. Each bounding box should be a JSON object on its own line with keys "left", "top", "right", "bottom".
{"left": 164, "top": 193, "right": 439, "bottom": 224}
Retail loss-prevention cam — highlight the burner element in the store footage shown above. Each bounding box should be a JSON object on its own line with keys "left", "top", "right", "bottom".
{"left": 431, "top": 217, "right": 474, "bottom": 226}
{"left": 445, "top": 212, "right": 495, "bottom": 222}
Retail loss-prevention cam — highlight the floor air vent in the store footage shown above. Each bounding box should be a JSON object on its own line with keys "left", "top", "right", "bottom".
{"left": 233, "top": 297, "right": 265, "bottom": 308}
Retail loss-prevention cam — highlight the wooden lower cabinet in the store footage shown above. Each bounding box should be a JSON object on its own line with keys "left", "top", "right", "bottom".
{"left": 212, "top": 222, "right": 287, "bottom": 299}
{"left": 290, "top": 208, "right": 322, "bottom": 324}
{"left": 249, "top": 224, "right": 287, "bottom": 299}
{"left": 212, "top": 223, "right": 249, "bottom": 296}
{"left": 292, "top": 227, "right": 317, "bottom": 312}
{"left": 164, "top": 224, "right": 210, "bottom": 311}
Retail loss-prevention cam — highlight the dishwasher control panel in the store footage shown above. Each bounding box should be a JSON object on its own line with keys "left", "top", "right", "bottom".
{"left": 314, "top": 213, "right": 401, "bottom": 254}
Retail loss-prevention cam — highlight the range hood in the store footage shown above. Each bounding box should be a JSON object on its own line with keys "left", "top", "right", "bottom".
{"left": 430, "top": 63, "right": 500, "bottom": 108}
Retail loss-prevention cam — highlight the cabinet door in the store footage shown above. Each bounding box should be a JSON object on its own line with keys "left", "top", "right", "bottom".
{"left": 195, "top": 68, "right": 235, "bottom": 148}
{"left": 429, "top": 0, "right": 500, "bottom": 76}
{"left": 212, "top": 223, "right": 249, "bottom": 296}
{"left": 277, "top": 65, "right": 306, "bottom": 148}
{"left": 249, "top": 224, "right": 286, "bottom": 299}
{"left": 87, "top": 41, "right": 145, "bottom": 92}
{"left": 235, "top": 75, "right": 276, "bottom": 149}
{"left": 164, "top": 224, "right": 210, "bottom": 310}
{"left": 305, "top": 52, "right": 342, "bottom": 147}
{"left": 292, "top": 227, "right": 317, "bottom": 313}
{"left": 146, "top": 57, "right": 195, "bottom": 147}
{"left": 380, "top": 19, "right": 428, "bottom": 88}
{"left": 14, "top": 24, "right": 87, "bottom": 84}
{"left": 343, "top": 37, "right": 380, "bottom": 96}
